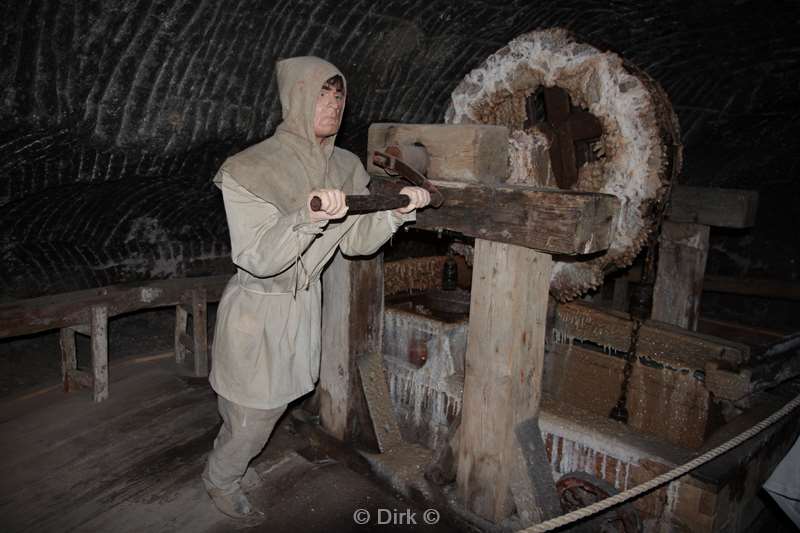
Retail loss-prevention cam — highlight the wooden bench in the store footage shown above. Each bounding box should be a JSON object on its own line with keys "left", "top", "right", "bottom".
{"left": 0, "top": 275, "right": 230, "bottom": 402}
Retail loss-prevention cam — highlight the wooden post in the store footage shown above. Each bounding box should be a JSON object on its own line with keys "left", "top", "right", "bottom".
{"left": 652, "top": 221, "right": 710, "bottom": 331}
{"left": 59, "top": 328, "right": 77, "bottom": 392}
{"left": 191, "top": 288, "right": 208, "bottom": 377}
{"left": 90, "top": 305, "right": 109, "bottom": 402}
{"left": 457, "top": 239, "right": 554, "bottom": 522}
{"left": 319, "top": 251, "right": 383, "bottom": 445}
{"left": 612, "top": 277, "right": 629, "bottom": 312}
{"left": 174, "top": 304, "right": 188, "bottom": 364}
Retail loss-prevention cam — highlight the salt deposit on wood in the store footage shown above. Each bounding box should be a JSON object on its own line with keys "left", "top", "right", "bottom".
{"left": 384, "top": 256, "right": 446, "bottom": 296}
{"left": 383, "top": 307, "right": 465, "bottom": 450}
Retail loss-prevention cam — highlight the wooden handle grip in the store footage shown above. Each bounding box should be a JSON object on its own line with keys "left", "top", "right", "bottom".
{"left": 309, "top": 194, "right": 410, "bottom": 214}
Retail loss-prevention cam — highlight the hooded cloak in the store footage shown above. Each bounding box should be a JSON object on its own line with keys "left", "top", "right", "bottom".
{"left": 208, "top": 57, "right": 410, "bottom": 410}
{"left": 215, "top": 56, "right": 369, "bottom": 213}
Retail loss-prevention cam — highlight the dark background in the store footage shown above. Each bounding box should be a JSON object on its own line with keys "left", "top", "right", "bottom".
{"left": 2, "top": 0, "right": 798, "bottom": 314}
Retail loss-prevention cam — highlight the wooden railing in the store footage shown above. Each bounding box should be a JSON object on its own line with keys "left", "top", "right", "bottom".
{"left": 0, "top": 275, "right": 231, "bottom": 402}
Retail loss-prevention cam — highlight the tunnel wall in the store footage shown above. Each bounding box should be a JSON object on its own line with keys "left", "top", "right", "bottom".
{"left": 2, "top": 0, "right": 798, "bottom": 298}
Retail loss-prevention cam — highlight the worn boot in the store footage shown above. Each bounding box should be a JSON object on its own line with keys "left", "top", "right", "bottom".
{"left": 205, "top": 485, "right": 265, "bottom": 524}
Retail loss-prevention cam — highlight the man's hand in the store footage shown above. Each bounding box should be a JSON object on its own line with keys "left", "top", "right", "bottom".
{"left": 394, "top": 186, "right": 431, "bottom": 215}
{"left": 308, "top": 189, "right": 348, "bottom": 221}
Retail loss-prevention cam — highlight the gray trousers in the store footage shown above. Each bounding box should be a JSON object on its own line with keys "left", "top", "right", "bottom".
{"left": 203, "top": 395, "right": 287, "bottom": 494}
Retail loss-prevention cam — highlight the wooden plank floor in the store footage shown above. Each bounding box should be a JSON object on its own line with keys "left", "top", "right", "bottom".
{"left": 0, "top": 356, "right": 225, "bottom": 532}
{"left": 0, "top": 356, "right": 459, "bottom": 533}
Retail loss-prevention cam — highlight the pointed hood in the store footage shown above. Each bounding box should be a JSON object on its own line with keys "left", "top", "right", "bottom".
{"left": 216, "top": 56, "right": 368, "bottom": 214}
{"left": 275, "top": 56, "right": 344, "bottom": 155}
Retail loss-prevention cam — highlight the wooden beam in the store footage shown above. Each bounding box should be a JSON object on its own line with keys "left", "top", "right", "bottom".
{"left": 191, "top": 288, "right": 208, "bottom": 377}
{"left": 371, "top": 176, "right": 619, "bottom": 255}
{"left": 174, "top": 305, "right": 188, "bottom": 364}
{"left": 68, "top": 324, "right": 91, "bottom": 336}
{"left": 0, "top": 275, "right": 230, "bottom": 339}
{"left": 457, "top": 239, "right": 555, "bottom": 522}
{"left": 625, "top": 270, "right": 800, "bottom": 302}
{"left": 511, "top": 417, "right": 562, "bottom": 525}
{"left": 419, "top": 180, "right": 618, "bottom": 254}
{"left": 704, "top": 362, "right": 751, "bottom": 402}
{"left": 319, "top": 252, "right": 352, "bottom": 440}
{"left": 59, "top": 328, "right": 77, "bottom": 392}
{"left": 697, "top": 317, "right": 786, "bottom": 351}
{"left": 318, "top": 252, "right": 383, "bottom": 446}
{"left": 554, "top": 301, "right": 749, "bottom": 368}
{"left": 652, "top": 221, "right": 710, "bottom": 331}
{"left": 667, "top": 186, "right": 758, "bottom": 228}
{"left": 545, "top": 343, "right": 711, "bottom": 449}
{"left": 703, "top": 275, "right": 800, "bottom": 301}
{"left": 357, "top": 351, "right": 403, "bottom": 453}
{"left": 90, "top": 305, "right": 109, "bottom": 403}
{"left": 367, "top": 123, "right": 509, "bottom": 183}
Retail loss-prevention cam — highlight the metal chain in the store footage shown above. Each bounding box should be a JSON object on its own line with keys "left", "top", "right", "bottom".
{"left": 610, "top": 222, "right": 662, "bottom": 423}
{"left": 521, "top": 392, "right": 800, "bottom": 533}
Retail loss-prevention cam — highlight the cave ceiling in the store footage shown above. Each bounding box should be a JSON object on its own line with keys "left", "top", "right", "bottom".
{"left": 1, "top": 0, "right": 798, "bottom": 297}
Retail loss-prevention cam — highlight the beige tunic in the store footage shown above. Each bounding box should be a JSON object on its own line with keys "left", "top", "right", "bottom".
{"left": 210, "top": 171, "right": 412, "bottom": 409}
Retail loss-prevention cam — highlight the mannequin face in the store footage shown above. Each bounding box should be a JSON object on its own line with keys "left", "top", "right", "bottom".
{"left": 314, "top": 82, "right": 344, "bottom": 142}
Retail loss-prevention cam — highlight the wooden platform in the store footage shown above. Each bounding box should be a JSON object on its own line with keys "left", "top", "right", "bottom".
{"left": 0, "top": 355, "right": 458, "bottom": 533}
{"left": 0, "top": 355, "right": 223, "bottom": 532}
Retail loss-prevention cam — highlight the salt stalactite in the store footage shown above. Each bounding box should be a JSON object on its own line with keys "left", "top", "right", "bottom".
{"left": 385, "top": 306, "right": 649, "bottom": 493}
{"left": 551, "top": 327, "right": 576, "bottom": 346}
{"left": 383, "top": 308, "right": 465, "bottom": 450}
{"left": 541, "top": 424, "right": 643, "bottom": 492}
{"left": 615, "top": 459, "right": 624, "bottom": 490}
{"left": 665, "top": 480, "right": 681, "bottom": 515}
{"left": 624, "top": 463, "right": 632, "bottom": 491}
{"left": 553, "top": 436, "right": 562, "bottom": 470}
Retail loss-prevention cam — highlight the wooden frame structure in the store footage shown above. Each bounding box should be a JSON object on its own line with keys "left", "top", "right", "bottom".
{"left": 322, "top": 123, "right": 624, "bottom": 524}
{"left": 642, "top": 186, "right": 758, "bottom": 330}
{"left": 321, "top": 131, "right": 763, "bottom": 524}
{"left": 0, "top": 121, "right": 765, "bottom": 527}
{"left": 0, "top": 276, "right": 229, "bottom": 402}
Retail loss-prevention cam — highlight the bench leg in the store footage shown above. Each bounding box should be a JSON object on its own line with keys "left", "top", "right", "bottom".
{"left": 191, "top": 289, "right": 208, "bottom": 377}
{"left": 91, "top": 305, "right": 109, "bottom": 402}
{"left": 175, "top": 304, "right": 188, "bottom": 364}
{"left": 59, "top": 328, "right": 77, "bottom": 392}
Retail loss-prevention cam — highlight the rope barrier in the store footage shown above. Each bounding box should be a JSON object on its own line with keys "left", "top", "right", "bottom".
{"left": 521, "top": 392, "right": 800, "bottom": 532}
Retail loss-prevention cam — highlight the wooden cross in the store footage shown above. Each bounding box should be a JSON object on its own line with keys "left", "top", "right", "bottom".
{"left": 526, "top": 87, "right": 603, "bottom": 190}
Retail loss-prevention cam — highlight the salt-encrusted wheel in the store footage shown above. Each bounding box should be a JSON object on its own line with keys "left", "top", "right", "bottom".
{"left": 446, "top": 29, "right": 682, "bottom": 301}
